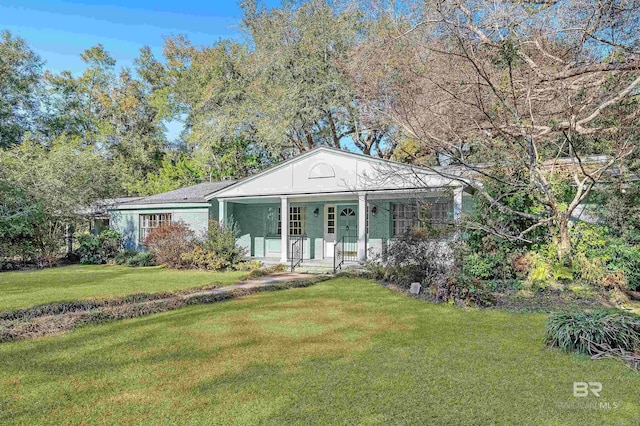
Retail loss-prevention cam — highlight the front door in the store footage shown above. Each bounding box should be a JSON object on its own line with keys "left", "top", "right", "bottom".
{"left": 324, "top": 204, "right": 337, "bottom": 257}
{"left": 337, "top": 206, "right": 358, "bottom": 257}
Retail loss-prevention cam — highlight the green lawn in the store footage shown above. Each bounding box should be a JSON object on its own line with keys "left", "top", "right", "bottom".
{"left": 0, "top": 278, "right": 637, "bottom": 425}
{"left": 0, "top": 265, "right": 248, "bottom": 311}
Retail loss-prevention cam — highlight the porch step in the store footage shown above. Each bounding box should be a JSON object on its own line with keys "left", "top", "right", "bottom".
{"left": 296, "top": 262, "right": 363, "bottom": 274}
{"left": 254, "top": 258, "right": 362, "bottom": 274}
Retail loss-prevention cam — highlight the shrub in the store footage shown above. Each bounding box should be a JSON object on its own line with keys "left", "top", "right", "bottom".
{"left": 368, "top": 228, "right": 452, "bottom": 287}
{"left": 246, "top": 263, "right": 286, "bottom": 278}
{"left": 114, "top": 250, "right": 137, "bottom": 265}
{"left": 76, "top": 229, "right": 121, "bottom": 264}
{"left": 126, "top": 252, "right": 155, "bottom": 267}
{"left": 144, "top": 221, "right": 195, "bottom": 268}
{"left": 432, "top": 274, "right": 496, "bottom": 307}
{"left": 233, "top": 260, "right": 263, "bottom": 271}
{"left": 180, "top": 220, "right": 246, "bottom": 271}
{"left": 114, "top": 250, "right": 155, "bottom": 267}
{"left": 181, "top": 246, "right": 228, "bottom": 270}
{"left": 462, "top": 253, "right": 496, "bottom": 280}
{"left": 546, "top": 310, "right": 640, "bottom": 356}
{"left": 571, "top": 223, "right": 640, "bottom": 291}
{"left": 200, "top": 220, "right": 246, "bottom": 267}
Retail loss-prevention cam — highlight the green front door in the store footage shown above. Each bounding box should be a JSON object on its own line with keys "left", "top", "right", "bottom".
{"left": 337, "top": 206, "right": 358, "bottom": 256}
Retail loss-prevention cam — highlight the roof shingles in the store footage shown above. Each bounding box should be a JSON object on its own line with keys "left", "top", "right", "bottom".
{"left": 120, "top": 181, "right": 236, "bottom": 205}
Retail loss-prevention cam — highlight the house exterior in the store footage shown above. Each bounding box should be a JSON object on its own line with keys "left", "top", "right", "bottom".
{"left": 109, "top": 147, "right": 473, "bottom": 264}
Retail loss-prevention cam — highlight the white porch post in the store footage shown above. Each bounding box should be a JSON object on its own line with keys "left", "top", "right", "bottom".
{"left": 357, "top": 193, "right": 367, "bottom": 261}
{"left": 280, "top": 196, "right": 289, "bottom": 262}
{"left": 218, "top": 199, "right": 226, "bottom": 227}
{"left": 453, "top": 186, "right": 463, "bottom": 221}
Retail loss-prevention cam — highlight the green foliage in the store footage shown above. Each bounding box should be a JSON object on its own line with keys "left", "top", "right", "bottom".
{"left": 114, "top": 250, "right": 137, "bottom": 265}
{"left": 0, "top": 136, "right": 119, "bottom": 258}
{"left": 76, "top": 229, "right": 121, "bottom": 264}
{"left": 0, "top": 30, "right": 43, "bottom": 148}
{"left": 126, "top": 154, "right": 204, "bottom": 196}
{"left": 200, "top": 220, "right": 245, "bottom": 265}
{"left": 462, "top": 253, "right": 501, "bottom": 280}
{"left": 114, "top": 250, "right": 155, "bottom": 267}
{"left": 180, "top": 246, "right": 230, "bottom": 271}
{"left": 181, "top": 220, "right": 247, "bottom": 271}
{"left": 126, "top": 252, "right": 155, "bottom": 267}
{"left": 0, "top": 177, "right": 44, "bottom": 259}
{"left": 546, "top": 310, "right": 640, "bottom": 356}
{"left": 571, "top": 223, "right": 640, "bottom": 290}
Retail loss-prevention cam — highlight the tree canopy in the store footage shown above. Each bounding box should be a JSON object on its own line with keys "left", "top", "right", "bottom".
{"left": 0, "top": 0, "right": 638, "bottom": 261}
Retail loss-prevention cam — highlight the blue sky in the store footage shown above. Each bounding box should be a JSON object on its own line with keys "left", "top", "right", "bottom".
{"left": 0, "top": 0, "right": 281, "bottom": 140}
{"left": 0, "top": 0, "right": 281, "bottom": 74}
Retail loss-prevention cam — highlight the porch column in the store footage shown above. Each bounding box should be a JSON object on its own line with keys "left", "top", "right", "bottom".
{"left": 280, "top": 196, "right": 289, "bottom": 262}
{"left": 453, "top": 186, "right": 463, "bottom": 221}
{"left": 218, "top": 199, "right": 226, "bottom": 227}
{"left": 357, "top": 193, "right": 367, "bottom": 261}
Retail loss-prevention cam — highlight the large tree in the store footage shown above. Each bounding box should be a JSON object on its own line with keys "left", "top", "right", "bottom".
{"left": 161, "top": 1, "right": 396, "bottom": 163}
{"left": 0, "top": 30, "right": 43, "bottom": 148}
{"left": 42, "top": 44, "right": 167, "bottom": 192}
{"left": 349, "top": 0, "right": 640, "bottom": 261}
{"left": 0, "top": 136, "right": 118, "bottom": 257}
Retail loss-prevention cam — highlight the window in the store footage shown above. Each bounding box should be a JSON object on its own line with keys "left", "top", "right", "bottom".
{"left": 340, "top": 208, "right": 356, "bottom": 217}
{"left": 272, "top": 207, "right": 307, "bottom": 236}
{"left": 267, "top": 207, "right": 279, "bottom": 235}
{"left": 392, "top": 199, "right": 452, "bottom": 236}
{"left": 422, "top": 199, "right": 452, "bottom": 225}
{"left": 289, "top": 206, "right": 306, "bottom": 235}
{"left": 392, "top": 203, "right": 419, "bottom": 236}
{"left": 326, "top": 206, "right": 335, "bottom": 234}
{"left": 139, "top": 213, "right": 172, "bottom": 242}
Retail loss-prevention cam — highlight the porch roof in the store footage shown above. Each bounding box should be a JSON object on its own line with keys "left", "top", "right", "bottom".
{"left": 207, "top": 147, "right": 469, "bottom": 201}
{"left": 219, "top": 187, "right": 457, "bottom": 204}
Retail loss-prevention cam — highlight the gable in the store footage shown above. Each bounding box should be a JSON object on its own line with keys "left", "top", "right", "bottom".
{"left": 208, "top": 147, "right": 460, "bottom": 199}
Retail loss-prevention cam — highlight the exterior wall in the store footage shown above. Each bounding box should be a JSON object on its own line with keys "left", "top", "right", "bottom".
{"left": 230, "top": 201, "right": 326, "bottom": 260}
{"left": 462, "top": 191, "right": 474, "bottom": 216}
{"left": 367, "top": 200, "right": 392, "bottom": 258}
{"left": 228, "top": 195, "right": 456, "bottom": 261}
{"left": 109, "top": 206, "right": 210, "bottom": 250}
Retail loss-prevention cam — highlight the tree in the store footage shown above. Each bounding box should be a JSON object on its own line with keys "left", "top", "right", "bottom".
{"left": 42, "top": 44, "right": 167, "bottom": 192}
{"left": 0, "top": 30, "right": 43, "bottom": 148}
{"left": 126, "top": 154, "right": 204, "bottom": 196}
{"left": 0, "top": 135, "right": 118, "bottom": 257}
{"left": 241, "top": 0, "right": 395, "bottom": 156}
{"left": 0, "top": 175, "right": 45, "bottom": 259}
{"left": 349, "top": 0, "right": 640, "bottom": 262}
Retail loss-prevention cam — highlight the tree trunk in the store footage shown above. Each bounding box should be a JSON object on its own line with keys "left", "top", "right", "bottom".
{"left": 65, "top": 224, "right": 74, "bottom": 256}
{"left": 556, "top": 215, "right": 572, "bottom": 265}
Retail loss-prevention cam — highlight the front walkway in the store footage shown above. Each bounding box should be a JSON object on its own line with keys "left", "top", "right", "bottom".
{"left": 1, "top": 272, "right": 329, "bottom": 343}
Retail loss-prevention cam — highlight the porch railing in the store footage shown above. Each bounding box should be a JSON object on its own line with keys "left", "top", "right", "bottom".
{"left": 290, "top": 235, "right": 304, "bottom": 272}
{"left": 333, "top": 235, "right": 358, "bottom": 273}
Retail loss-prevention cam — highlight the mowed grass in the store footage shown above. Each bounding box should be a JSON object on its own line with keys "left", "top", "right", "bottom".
{"left": 0, "top": 265, "right": 248, "bottom": 311}
{"left": 0, "top": 278, "right": 638, "bottom": 425}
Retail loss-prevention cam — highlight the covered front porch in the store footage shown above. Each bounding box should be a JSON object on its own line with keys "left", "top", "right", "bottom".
{"left": 217, "top": 188, "right": 464, "bottom": 265}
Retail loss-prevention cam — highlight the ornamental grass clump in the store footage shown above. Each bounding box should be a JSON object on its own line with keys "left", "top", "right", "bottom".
{"left": 545, "top": 311, "right": 640, "bottom": 369}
